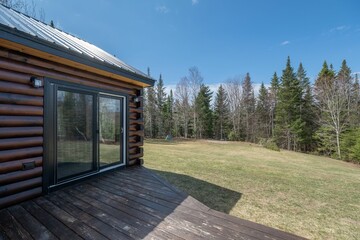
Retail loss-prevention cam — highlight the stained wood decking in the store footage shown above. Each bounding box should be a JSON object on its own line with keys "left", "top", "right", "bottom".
{"left": 0, "top": 167, "right": 306, "bottom": 240}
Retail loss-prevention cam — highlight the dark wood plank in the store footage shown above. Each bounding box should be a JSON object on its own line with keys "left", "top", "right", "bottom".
{"left": 0, "top": 209, "right": 33, "bottom": 240}
{"left": 115, "top": 170, "right": 170, "bottom": 187}
{"left": 60, "top": 188, "right": 152, "bottom": 231}
{"left": 67, "top": 187, "right": 160, "bottom": 226}
{"left": 51, "top": 192, "right": 174, "bottom": 240}
{"left": 87, "top": 181, "right": 172, "bottom": 214}
{"left": 49, "top": 192, "right": 142, "bottom": 240}
{"left": 105, "top": 174, "right": 184, "bottom": 202}
{"left": 93, "top": 177, "right": 181, "bottom": 209}
{"left": 20, "top": 200, "right": 82, "bottom": 240}
{"left": 33, "top": 197, "right": 108, "bottom": 240}
{"left": 81, "top": 183, "right": 166, "bottom": 219}
{"left": 7, "top": 205, "right": 57, "bottom": 240}
{"left": 100, "top": 176, "right": 184, "bottom": 207}
{"left": 86, "top": 181, "right": 253, "bottom": 240}
{"left": 80, "top": 182, "right": 213, "bottom": 240}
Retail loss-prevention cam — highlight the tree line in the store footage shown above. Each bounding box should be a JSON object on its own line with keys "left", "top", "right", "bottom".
{"left": 144, "top": 58, "right": 360, "bottom": 163}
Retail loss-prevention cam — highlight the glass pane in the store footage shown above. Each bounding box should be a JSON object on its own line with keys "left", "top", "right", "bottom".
{"left": 99, "top": 97, "right": 122, "bottom": 167}
{"left": 57, "top": 90, "right": 94, "bottom": 180}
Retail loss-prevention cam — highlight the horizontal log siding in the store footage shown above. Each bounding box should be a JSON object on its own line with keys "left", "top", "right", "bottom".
{"left": 0, "top": 65, "right": 43, "bottom": 208}
{"left": 0, "top": 47, "right": 145, "bottom": 208}
{"left": 128, "top": 91, "right": 144, "bottom": 166}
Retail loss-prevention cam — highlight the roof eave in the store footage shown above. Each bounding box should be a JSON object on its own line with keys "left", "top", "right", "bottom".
{"left": 0, "top": 24, "right": 155, "bottom": 87}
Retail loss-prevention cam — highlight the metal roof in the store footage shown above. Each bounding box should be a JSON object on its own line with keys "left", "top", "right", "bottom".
{"left": 0, "top": 4, "right": 154, "bottom": 86}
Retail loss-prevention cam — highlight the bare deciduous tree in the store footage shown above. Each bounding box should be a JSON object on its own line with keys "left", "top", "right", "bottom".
{"left": 187, "top": 67, "right": 203, "bottom": 138}
{"left": 224, "top": 76, "right": 242, "bottom": 140}
{"left": 175, "top": 77, "right": 191, "bottom": 138}
{"left": 314, "top": 74, "right": 352, "bottom": 159}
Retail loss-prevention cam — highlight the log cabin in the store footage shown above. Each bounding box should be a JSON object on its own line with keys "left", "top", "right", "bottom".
{"left": 0, "top": 4, "right": 154, "bottom": 209}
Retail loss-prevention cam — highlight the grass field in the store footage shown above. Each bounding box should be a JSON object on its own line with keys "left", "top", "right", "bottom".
{"left": 143, "top": 139, "right": 360, "bottom": 240}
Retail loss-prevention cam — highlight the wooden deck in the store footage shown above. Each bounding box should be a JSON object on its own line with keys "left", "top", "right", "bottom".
{"left": 0, "top": 167, "right": 305, "bottom": 240}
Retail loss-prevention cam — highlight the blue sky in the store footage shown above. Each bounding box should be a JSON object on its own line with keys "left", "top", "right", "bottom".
{"left": 36, "top": 0, "right": 360, "bottom": 88}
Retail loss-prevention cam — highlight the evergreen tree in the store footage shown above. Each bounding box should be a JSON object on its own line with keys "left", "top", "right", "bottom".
{"left": 144, "top": 87, "right": 157, "bottom": 138}
{"left": 195, "top": 84, "right": 213, "bottom": 138}
{"left": 297, "top": 63, "right": 316, "bottom": 151}
{"left": 275, "top": 57, "right": 303, "bottom": 150}
{"left": 269, "top": 72, "right": 279, "bottom": 137}
{"left": 163, "top": 90, "right": 174, "bottom": 136}
{"left": 350, "top": 74, "right": 360, "bottom": 126}
{"left": 256, "top": 82, "right": 270, "bottom": 140}
{"left": 337, "top": 60, "right": 352, "bottom": 120}
{"left": 156, "top": 74, "right": 167, "bottom": 137}
{"left": 213, "top": 85, "right": 230, "bottom": 140}
{"left": 241, "top": 73, "right": 256, "bottom": 142}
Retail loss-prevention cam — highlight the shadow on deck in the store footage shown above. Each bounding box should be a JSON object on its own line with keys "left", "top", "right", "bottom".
{"left": 150, "top": 169, "right": 242, "bottom": 214}
{"left": 0, "top": 167, "right": 306, "bottom": 240}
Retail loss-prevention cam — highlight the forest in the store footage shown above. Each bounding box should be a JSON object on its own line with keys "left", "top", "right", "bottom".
{"left": 144, "top": 57, "right": 360, "bottom": 163}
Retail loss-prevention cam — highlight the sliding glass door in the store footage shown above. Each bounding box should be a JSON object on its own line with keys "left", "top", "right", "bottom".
{"left": 57, "top": 89, "right": 95, "bottom": 181}
{"left": 45, "top": 81, "right": 126, "bottom": 188}
{"left": 99, "top": 96, "right": 124, "bottom": 167}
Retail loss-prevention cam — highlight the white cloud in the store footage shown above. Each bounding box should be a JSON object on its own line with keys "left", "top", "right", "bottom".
{"left": 156, "top": 5, "right": 169, "bottom": 14}
{"left": 192, "top": 0, "right": 199, "bottom": 5}
{"left": 281, "top": 40, "right": 290, "bottom": 46}
{"left": 330, "top": 25, "right": 350, "bottom": 32}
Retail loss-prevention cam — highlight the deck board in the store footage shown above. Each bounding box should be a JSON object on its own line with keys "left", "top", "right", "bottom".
{"left": 0, "top": 166, "right": 306, "bottom": 240}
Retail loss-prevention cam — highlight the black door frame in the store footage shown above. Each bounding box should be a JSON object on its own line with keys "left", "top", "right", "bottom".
{"left": 43, "top": 78, "right": 128, "bottom": 193}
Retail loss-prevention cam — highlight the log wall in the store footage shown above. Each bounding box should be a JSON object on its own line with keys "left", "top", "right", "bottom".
{"left": 0, "top": 47, "right": 144, "bottom": 209}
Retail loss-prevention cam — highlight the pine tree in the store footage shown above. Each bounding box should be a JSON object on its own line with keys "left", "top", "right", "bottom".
{"left": 275, "top": 57, "right": 303, "bottom": 150}
{"left": 156, "top": 74, "right": 167, "bottom": 137}
{"left": 163, "top": 90, "right": 174, "bottom": 136}
{"left": 241, "top": 73, "right": 256, "bottom": 142}
{"left": 144, "top": 87, "right": 157, "bottom": 138}
{"left": 195, "top": 84, "right": 213, "bottom": 138}
{"left": 213, "top": 85, "right": 230, "bottom": 140}
{"left": 297, "top": 63, "right": 316, "bottom": 151}
{"left": 269, "top": 72, "right": 279, "bottom": 137}
{"left": 350, "top": 74, "right": 360, "bottom": 126}
{"left": 337, "top": 60, "right": 352, "bottom": 120}
{"left": 256, "top": 82, "right": 270, "bottom": 140}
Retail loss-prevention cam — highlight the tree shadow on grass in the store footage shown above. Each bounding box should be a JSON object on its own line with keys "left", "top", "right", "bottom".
{"left": 150, "top": 169, "right": 242, "bottom": 214}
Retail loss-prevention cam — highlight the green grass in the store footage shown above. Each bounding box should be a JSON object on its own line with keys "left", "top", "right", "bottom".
{"left": 143, "top": 139, "right": 360, "bottom": 240}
